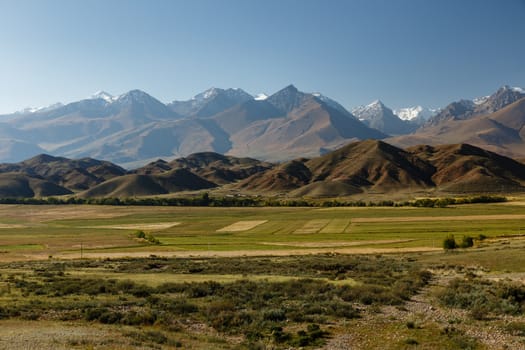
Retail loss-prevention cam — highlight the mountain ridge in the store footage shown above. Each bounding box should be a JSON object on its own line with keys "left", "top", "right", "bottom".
{"left": 1, "top": 140, "right": 524, "bottom": 199}
{"left": 1, "top": 84, "right": 524, "bottom": 166}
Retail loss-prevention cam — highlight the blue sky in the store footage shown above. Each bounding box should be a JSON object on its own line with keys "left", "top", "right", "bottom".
{"left": 0, "top": 0, "right": 524, "bottom": 114}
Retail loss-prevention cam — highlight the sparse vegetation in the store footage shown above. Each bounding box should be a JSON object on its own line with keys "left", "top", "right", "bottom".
{"left": 0, "top": 255, "right": 432, "bottom": 349}
{"left": 438, "top": 277, "right": 525, "bottom": 316}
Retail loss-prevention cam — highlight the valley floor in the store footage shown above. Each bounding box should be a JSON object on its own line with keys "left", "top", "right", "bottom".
{"left": 0, "top": 202, "right": 524, "bottom": 348}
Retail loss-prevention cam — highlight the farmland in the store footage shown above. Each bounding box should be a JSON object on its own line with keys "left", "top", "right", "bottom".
{"left": 0, "top": 203, "right": 524, "bottom": 260}
{"left": 0, "top": 202, "right": 524, "bottom": 349}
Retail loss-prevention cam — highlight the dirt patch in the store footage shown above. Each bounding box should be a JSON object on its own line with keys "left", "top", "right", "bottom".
{"left": 217, "top": 220, "right": 268, "bottom": 232}
{"left": 261, "top": 239, "right": 414, "bottom": 248}
{"left": 31, "top": 246, "right": 441, "bottom": 261}
{"left": 0, "top": 320, "right": 127, "bottom": 350}
{"left": 85, "top": 222, "right": 180, "bottom": 230}
{"left": 352, "top": 214, "right": 525, "bottom": 223}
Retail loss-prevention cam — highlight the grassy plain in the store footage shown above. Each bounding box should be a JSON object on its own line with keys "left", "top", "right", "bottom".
{"left": 0, "top": 202, "right": 524, "bottom": 349}
{"left": 0, "top": 203, "right": 523, "bottom": 260}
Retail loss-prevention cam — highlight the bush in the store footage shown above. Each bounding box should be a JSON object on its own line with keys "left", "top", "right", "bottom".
{"left": 135, "top": 230, "right": 146, "bottom": 239}
{"left": 459, "top": 236, "right": 474, "bottom": 248}
{"left": 443, "top": 235, "right": 457, "bottom": 250}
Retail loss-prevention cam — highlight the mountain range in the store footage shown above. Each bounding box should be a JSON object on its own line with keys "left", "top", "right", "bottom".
{"left": 389, "top": 86, "right": 525, "bottom": 159}
{"left": 1, "top": 84, "right": 524, "bottom": 167}
{"left": 1, "top": 140, "right": 524, "bottom": 199}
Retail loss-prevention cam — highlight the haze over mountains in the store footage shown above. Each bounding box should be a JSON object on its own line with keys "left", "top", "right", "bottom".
{"left": 0, "top": 84, "right": 524, "bottom": 167}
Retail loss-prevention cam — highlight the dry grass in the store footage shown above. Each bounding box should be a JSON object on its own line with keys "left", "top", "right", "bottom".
{"left": 0, "top": 320, "right": 131, "bottom": 350}
{"left": 216, "top": 220, "right": 267, "bottom": 232}
{"left": 352, "top": 214, "right": 525, "bottom": 223}
{"left": 294, "top": 219, "right": 330, "bottom": 234}
{"left": 84, "top": 222, "right": 180, "bottom": 230}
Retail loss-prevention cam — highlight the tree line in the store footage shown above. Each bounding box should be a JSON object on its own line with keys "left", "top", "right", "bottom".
{"left": 0, "top": 194, "right": 507, "bottom": 207}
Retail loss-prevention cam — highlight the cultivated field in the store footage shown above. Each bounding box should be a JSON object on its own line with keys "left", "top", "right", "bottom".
{"left": 0, "top": 203, "right": 524, "bottom": 260}
{"left": 0, "top": 202, "right": 524, "bottom": 349}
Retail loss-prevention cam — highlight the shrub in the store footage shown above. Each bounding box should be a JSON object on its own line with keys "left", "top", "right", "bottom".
{"left": 459, "top": 236, "right": 474, "bottom": 248}
{"left": 404, "top": 338, "right": 418, "bottom": 345}
{"left": 135, "top": 230, "right": 146, "bottom": 239}
{"left": 443, "top": 235, "right": 457, "bottom": 250}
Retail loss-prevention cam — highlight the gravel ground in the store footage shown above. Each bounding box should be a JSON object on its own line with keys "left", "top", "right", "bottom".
{"left": 324, "top": 272, "right": 525, "bottom": 350}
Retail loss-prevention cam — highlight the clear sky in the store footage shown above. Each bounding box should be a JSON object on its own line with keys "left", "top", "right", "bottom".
{"left": 0, "top": 0, "right": 524, "bottom": 114}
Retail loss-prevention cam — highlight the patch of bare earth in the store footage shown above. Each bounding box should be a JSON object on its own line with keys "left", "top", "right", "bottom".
{"left": 216, "top": 220, "right": 267, "bottom": 232}
{"left": 0, "top": 320, "right": 137, "bottom": 350}
{"left": 41, "top": 246, "right": 440, "bottom": 261}
{"left": 84, "top": 222, "right": 180, "bottom": 230}
{"left": 352, "top": 214, "right": 525, "bottom": 223}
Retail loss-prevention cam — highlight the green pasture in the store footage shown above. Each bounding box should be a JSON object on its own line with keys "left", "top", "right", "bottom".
{"left": 0, "top": 203, "right": 522, "bottom": 258}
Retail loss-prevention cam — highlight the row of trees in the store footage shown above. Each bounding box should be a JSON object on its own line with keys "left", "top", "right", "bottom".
{"left": 0, "top": 194, "right": 507, "bottom": 208}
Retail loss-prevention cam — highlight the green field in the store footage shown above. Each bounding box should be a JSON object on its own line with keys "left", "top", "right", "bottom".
{"left": 0, "top": 202, "right": 525, "bottom": 349}
{"left": 0, "top": 203, "right": 523, "bottom": 260}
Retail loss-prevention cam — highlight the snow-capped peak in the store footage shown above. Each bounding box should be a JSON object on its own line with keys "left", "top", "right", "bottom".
{"left": 16, "top": 102, "right": 64, "bottom": 114}
{"left": 473, "top": 95, "right": 489, "bottom": 105}
{"left": 393, "top": 106, "right": 439, "bottom": 121}
{"left": 202, "top": 87, "right": 219, "bottom": 100}
{"left": 255, "top": 93, "right": 268, "bottom": 101}
{"left": 91, "top": 91, "right": 115, "bottom": 103}
{"left": 191, "top": 87, "right": 253, "bottom": 103}
{"left": 351, "top": 100, "right": 385, "bottom": 117}
{"left": 511, "top": 86, "right": 525, "bottom": 94}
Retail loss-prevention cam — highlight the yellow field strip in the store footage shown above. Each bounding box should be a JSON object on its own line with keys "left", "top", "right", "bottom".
{"left": 84, "top": 222, "right": 180, "bottom": 230}
{"left": 0, "top": 224, "right": 27, "bottom": 229}
{"left": 294, "top": 219, "right": 330, "bottom": 234}
{"left": 352, "top": 214, "right": 525, "bottom": 223}
{"left": 261, "top": 239, "right": 413, "bottom": 248}
{"left": 217, "top": 220, "right": 268, "bottom": 232}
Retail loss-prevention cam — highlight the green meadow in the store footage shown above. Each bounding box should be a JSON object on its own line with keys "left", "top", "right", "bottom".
{"left": 0, "top": 203, "right": 523, "bottom": 259}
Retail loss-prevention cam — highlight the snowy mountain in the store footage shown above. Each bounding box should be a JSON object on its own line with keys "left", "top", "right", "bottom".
{"left": 0, "top": 85, "right": 387, "bottom": 165}
{"left": 91, "top": 91, "right": 115, "bottom": 103}
{"left": 425, "top": 85, "right": 525, "bottom": 127}
{"left": 393, "top": 106, "right": 439, "bottom": 124}
{"left": 1, "top": 84, "right": 523, "bottom": 166}
{"left": 168, "top": 87, "right": 253, "bottom": 118}
{"left": 254, "top": 93, "right": 269, "bottom": 101}
{"left": 352, "top": 100, "right": 416, "bottom": 135}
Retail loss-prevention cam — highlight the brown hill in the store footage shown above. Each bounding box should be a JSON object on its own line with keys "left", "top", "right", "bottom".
{"left": 408, "top": 143, "right": 525, "bottom": 193}
{"left": 234, "top": 159, "right": 311, "bottom": 192}
{"left": 79, "top": 168, "right": 216, "bottom": 198}
{"left": 0, "top": 154, "right": 126, "bottom": 191}
{"left": 0, "top": 173, "right": 72, "bottom": 198}
{"left": 234, "top": 140, "right": 525, "bottom": 197}
{"left": 78, "top": 174, "right": 169, "bottom": 198}
{"left": 136, "top": 152, "right": 272, "bottom": 185}
{"left": 389, "top": 97, "right": 525, "bottom": 159}
{"left": 235, "top": 140, "right": 435, "bottom": 197}
{"left": 305, "top": 140, "right": 435, "bottom": 191}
